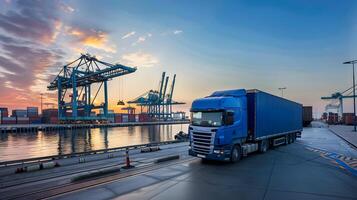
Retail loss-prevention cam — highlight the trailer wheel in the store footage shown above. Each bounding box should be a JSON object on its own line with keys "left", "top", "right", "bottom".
{"left": 287, "top": 134, "right": 292, "bottom": 144}
{"left": 284, "top": 135, "right": 289, "bottom": 145}
{"left": 290, "top": 133, "right": 294, "bottom": 143}
{"left": 292, "top": 133, "right": 296, "bottom": 143}
{"left": 230, "top": 145, "right": 241, "bottom": 163}
{"left": 259, "top": 139, "right": 269, "bottom": 153}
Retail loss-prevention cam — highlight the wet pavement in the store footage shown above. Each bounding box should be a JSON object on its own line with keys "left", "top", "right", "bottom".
{"left": 300, "top": 121, "right": 357, "bottom": 158}
{"left": 53, "top": 125, "right": 357, "bottom": 200}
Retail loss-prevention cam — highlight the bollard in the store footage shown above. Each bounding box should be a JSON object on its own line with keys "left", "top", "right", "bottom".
{"left": 121, "top": 148, "right": 134, "bottom": 169}
{"left": 25, "top": 164, "right": 41, "bottom": 172}
{"left": 140, "top": 147, "right": 151, "bottom": 153}
{"left": 42, "top": 161, "right": 56, "bottom": 169}
{"left": 150, "top": 146, "right": 160, "bottom": 152}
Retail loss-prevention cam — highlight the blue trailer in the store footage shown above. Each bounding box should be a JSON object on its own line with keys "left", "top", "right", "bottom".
{"left": 188, "top": 89, "right": 302, "bottom": 162}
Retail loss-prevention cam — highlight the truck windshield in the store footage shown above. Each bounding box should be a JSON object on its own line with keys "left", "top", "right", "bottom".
{"left": 191, "top": 111, "right": 223, "bottom": 127}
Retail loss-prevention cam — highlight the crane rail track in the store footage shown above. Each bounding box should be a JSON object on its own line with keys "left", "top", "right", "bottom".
{"left": 0, "top": 148, "right": 189, "bottom": 190}
{"left": 4, "top": 156, "right": 198, "bottom": 200}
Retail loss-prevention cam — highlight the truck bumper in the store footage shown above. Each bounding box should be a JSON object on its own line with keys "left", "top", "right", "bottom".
{"left": 188, "top": 149, "right": 231, "bottom": 161}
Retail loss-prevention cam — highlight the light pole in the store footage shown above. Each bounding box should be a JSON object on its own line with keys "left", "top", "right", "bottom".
{"left": 278, "top": 87, "right": 287, "bottom": 97}
{"left": 343, "top": 60, "right": 357, "bottom": 132}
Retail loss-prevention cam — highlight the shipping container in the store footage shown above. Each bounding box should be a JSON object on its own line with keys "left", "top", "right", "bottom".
{"left": 2, "top": 117, "right": 17, "bottom": 124}
{"left": 128, "top": 114, "right": 136, "bottom": 122}
{"left": 16, "top": 117, "right": 29, "bottom": 124}
{"left": 29, "top": 116, "right": 42, "bottom": 124}
{"left": 27, "top": 107, "right": 39, "bottom": 117}
{"left": 122, "top": 114, "right": 129, "bottom": 123}
{"left": 139, "top": 113, "right": 151, "bottom": 122}
{"left": 302, "top": 106, "right": 313, "bottom": 127}
{"left": 49, "top": 117, "right": 59, "bottom": 124}
{"left": 12, "top": 109, "right": 27, "bottom": 117}
{"left": 246, "top": 90, "right": 302, "bottom": 140}
{"left": 0, "top": 107, "right": 8, "bottom": 118}
{"left": 327, "top": 112, "right": 338, "bottom": 125}
{"left": 114, "top": 114, "right": 123, "bottom": 123}
{"left": 42, "top": 109, "right": 58, "bottom": 118}
{"left": 342, "top": 113, "right": 356, "bottom": 125}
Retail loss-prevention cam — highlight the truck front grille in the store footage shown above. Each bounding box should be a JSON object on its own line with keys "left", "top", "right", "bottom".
{"left": 192, "top": 131, "right": 214, "bottom": 154}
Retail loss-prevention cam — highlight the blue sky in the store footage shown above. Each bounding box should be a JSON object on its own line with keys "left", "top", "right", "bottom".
{"left": 0, "top": 0, "right": 356, "bottom": 116}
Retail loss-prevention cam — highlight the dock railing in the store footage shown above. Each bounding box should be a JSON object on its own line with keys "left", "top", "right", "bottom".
{"left": 0, "top": 140, "right": 186, "bottom": 168}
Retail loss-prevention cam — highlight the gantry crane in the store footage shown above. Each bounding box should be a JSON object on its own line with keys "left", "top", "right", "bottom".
{"left": 128, "top": 72, "right": 185, "bottom": 120}
{"left": 48, "top": 54, "right": 137, "bottom": 122}
{"left": 321, "top": 84, "right": 357, "bottom": 116}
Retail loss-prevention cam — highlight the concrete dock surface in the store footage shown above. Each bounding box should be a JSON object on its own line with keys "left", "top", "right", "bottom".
{"left": 0, "top": 122, "right": 356, "bottom": 200}
{"left": 329, "top": 125, "right": 357, "bottom": 148}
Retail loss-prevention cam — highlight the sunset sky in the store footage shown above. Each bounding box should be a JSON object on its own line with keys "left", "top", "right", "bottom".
{"left": 0, "top": 0, "right": 357, "bottom": 117}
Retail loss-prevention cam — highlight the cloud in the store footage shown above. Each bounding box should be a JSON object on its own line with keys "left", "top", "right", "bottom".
{"left": 121, "top": 52, "right": 158, "bottom": 67}
{"left": 122, "top": 31, "right": 136, "bottom": 39}
{"left": 132, "top": 33, "right": 152, "bottom": 46}
{"left": 173, "top": 30, "right": 183, "bottom": 35}
{"left": 0, "top": 0, "right": 66, "bottom": 109}
{"left": 0, "top": 0, "right": 118, "bottom": 110}
{"left": 0, "top": 0, "right": 63, "bottom": 44}
{"left": 60, "top": 3, "right": 75, "bottom": 13}
{"left": 65, "top": 26, "right": 116, "bottom": 53}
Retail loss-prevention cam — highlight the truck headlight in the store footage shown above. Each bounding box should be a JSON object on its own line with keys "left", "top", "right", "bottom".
{"left": 213, "top": 149, "right": 224, "bottom": 154}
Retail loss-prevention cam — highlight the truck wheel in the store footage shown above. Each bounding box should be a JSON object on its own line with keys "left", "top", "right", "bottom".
{"left": 259, "top": 139, "right": 269, "bottom": 153}
{"left": 230, "top": 145, "right": 241, "bottom": 163}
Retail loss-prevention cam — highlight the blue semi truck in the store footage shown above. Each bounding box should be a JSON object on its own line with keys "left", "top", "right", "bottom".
{"left": 188, "top": 89, "right": 303, "bottom": 162}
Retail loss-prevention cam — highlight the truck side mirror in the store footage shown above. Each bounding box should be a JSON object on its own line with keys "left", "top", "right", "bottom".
{"left": 225, "top": 111, "right": 234, "bottom": 125}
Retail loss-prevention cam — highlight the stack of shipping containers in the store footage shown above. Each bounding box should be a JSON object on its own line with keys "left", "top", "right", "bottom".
{"left": 0, "top": 108, "right": 15, "bottom": 124}
{"left": 27, "top": 107, "right": 41, "bottom": 124}
{"left": 0, "top": 108, "right": 9, "bottom": 124}
{"left": 342, "top": 113, "right": 356, "bottom": 125}
{"left": 327, "top": 112, "right": 339, "bottom": 125}
{"left": 12, "top": 109, "right": 29, "bottom": 124}
{"left": 42, "top": 109, "right": 58, "bottom": 124}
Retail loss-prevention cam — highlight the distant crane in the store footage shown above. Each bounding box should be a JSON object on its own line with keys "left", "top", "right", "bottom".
{"left": 128, "top": 72, "right": 185, "bottom": 120}
{"left": 48, "top": 53, "right": 137, "bottom": 122}
{"left": 321, "top": 84, "right": 357, "bottom": 117}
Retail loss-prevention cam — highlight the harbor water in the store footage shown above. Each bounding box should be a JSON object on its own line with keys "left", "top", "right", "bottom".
{"left": 0, "top": 124, "right": 189, "bottom": 162}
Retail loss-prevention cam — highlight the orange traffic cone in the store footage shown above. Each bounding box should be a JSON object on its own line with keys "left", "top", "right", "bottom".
{"left": 122, "top": 149, "right": 135, "bottom": 169}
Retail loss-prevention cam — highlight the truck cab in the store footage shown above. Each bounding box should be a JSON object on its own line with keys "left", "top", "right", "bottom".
{"left": 188, "top": 89, "right": 248, "bottom": 162}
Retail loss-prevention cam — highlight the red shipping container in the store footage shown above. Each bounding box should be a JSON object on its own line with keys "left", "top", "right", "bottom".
{"left": 345, "top": 114, "right": 356, "bottom": 125}
{"left": 139, "top": 113, "right": 151, "bottom": 122}
{"left": 0, "top": 109, "right": 8, "bottom": 118}
{"left": 2, "top": 117, "right": 16, "bottom": 124}
{"left": 29, "top": 116, "right": 42, "bottom": 124}
{"left": 42, "top": 109, "right": 58, "bottom": 117}
{"left": 114, "top": 114, "right": 123, "bottom": 123}
{"left": 2, "top": 120, "right": 16, "bottom": 124}
{"left": 49, "top": 117, "right": 59, "bottom": 124}
{"left": 128, "top": 114, "right": 136, "bottom": 122}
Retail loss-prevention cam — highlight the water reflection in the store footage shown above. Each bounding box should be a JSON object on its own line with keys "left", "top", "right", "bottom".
{"left": 0, "top": 124, "right": 188, "bottom": 162}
